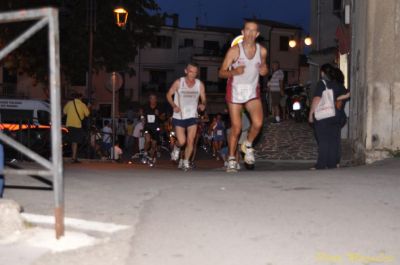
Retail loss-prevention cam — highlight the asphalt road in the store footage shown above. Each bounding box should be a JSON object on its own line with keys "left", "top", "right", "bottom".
{"left": 1, "top": 158, "right": 400, "bottom": 265}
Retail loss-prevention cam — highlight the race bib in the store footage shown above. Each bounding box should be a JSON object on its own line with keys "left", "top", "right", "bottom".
{"left": 183, "top": 106, "right": 195, "bottom": 119}
{"left": 233, "top": 84, "right": 252, "bottom": 102}
{"left": 147, "top": 114, "right": 155, "bottom": 123}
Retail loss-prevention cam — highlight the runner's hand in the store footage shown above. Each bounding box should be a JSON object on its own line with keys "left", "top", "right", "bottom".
{"left": 198, "top": 104, "right": 206, "bottom": 112}
{"left": 232, "top": 65, "right": 245, "bottom": 76}
{"left": 173, "top": 106, "right": 181, "bottom": 113}
{"left": 259, "top": 63, "right": 268, "bottom": 76}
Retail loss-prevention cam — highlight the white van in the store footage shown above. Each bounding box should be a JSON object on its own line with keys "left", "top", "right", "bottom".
{"left": 0, "top": 99, "right": 50, "bottom": 125}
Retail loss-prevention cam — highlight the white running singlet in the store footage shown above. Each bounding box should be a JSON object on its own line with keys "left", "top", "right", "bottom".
{"left": 226, "top": 42, "right": 261, "bottom": 104}
{"left": 173, "top": 77, "right": 201, "bottom": 120}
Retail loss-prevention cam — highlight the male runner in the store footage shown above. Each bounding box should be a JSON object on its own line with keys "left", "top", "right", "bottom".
{"left": 166, "top": 62, "right": 206, "bottom": 171}
{"left": 219, "top": 20, "right": 268, "bottom": 172}
{"left": 143, "top": 94, "right": 164, "bottom": 165}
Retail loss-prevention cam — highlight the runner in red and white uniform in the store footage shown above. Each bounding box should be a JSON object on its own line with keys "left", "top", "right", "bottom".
{"left": 219, "top": 20, "right": 268, "bottom": 172}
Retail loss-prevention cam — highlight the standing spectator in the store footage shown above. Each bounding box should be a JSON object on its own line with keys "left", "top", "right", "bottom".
{"left": 63, "top": 92, "right": 90, "bottom": 163}
{"left": 102, "top": 120, "right": 113, "bottom": 157}
{"left": 132, "top": 115, "right": 145, "bottom": 156}
{"left": 125, "top": 119, "right": 135, "bottom": 157}
{"left": 267, "top": 61, "right": 284, "bottom": 123}
{"left": 211, "top": 114, "right": 225, "bottom": 161}
{"left": 126, "top": 106, "right": 135, "bottom": 122}
{"left": 308, "top": 63, "right": 347, "bottom": 169}
{"left": 116, "top": 119, "right": 126, "bottom": 149}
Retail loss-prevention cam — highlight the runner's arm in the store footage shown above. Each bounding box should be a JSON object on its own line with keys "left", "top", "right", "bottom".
{"left": 166, "top": 79, "right": 181, "bottom": 112}
{"left": 198, "top": 81, "right": 207, "bottom": 111}
{"left": 259, "top": 47, "right": 268, "bottom": 76}
{"left": 218, "top": 46, "right": 242, "bottom": 79}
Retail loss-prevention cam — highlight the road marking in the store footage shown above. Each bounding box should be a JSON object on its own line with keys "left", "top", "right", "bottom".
{"left": 21, "top": 213, "right": 130, "bottom": 233}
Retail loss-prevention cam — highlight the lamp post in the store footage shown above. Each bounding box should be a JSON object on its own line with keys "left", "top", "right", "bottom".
{"left": 113, "top": 7, "right": 128, "bottom": 28}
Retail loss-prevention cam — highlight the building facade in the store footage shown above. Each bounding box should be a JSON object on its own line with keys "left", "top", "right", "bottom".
{"left": 0, "top": 16, "right": 306, "bottom": 116}
{"left": 348, "top": 0, "right": 400, "bottom": 163}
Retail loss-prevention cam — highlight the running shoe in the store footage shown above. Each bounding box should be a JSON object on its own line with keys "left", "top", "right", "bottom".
{"left": 241, "top": 142, "right": 255, "bottom": 165}
{"left": 182, "top": 160, "right": 191, "bottom": 172}
{"left": 178, "top": 159, "right": 183, "bottom": 169}
{"left": 226, "top": 158, "right": 238, "bottom": 173}
{"left": 171, "top": 145, "right": 180, "bottom": 161}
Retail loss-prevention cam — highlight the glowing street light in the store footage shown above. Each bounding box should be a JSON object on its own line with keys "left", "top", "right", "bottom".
{"left": 304, "top": 36, "right": 312, "bottom": 46}
{"left": 289, "top": 35, "right": 312, "bottom": 49}
{"left": 114, "top": 7, "right": 128, "bottom": 28}
{"left": 289, "top": 39, "right": 297, "bottom": 48}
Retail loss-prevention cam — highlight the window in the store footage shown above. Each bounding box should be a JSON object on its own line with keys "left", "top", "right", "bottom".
{"left": 333, "top": 0, "right": 342, "bottom": 12}
{"left": 200, "top": 67, "right": 207, "bottom": 81}
{"left": 279, "top": 36, "right": 289, "bottom": 51}
{"left": 152, "top": 35, "right": 172, "bottom": 49}
{"left": 99, "top": 104, "right": 111, "bottom": 118}
{"left": 0, "top": 109, "right": 33, "bottom": 123}
{"left": 203, "top": 40, "right": 219, "bottom": 55}
{"left": 184, "top": 38, "right": 194, "bottom": 47}
{"left": 149, "top": 70, "right": 167, "bottom": 92}
{"left": 37, "top": 110, "right": 50, "bottom": 125}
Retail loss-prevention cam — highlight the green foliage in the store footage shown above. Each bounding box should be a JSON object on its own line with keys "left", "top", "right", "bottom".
{"left": 0, "top": 0, "right": 163, "bottom": 84}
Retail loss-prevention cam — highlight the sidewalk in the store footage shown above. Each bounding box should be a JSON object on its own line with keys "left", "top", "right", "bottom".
{"left": 256, "top": 119, "right": 352, "bottom": 163}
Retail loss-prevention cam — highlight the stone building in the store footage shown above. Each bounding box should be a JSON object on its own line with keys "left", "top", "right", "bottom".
{"left": 310, "top": 0, "right": 400, "bottom": 163}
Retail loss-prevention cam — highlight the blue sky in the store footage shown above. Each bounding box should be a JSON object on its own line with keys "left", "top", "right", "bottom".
{"left": 156, "top": 0, "right": 310, "bottom": 32}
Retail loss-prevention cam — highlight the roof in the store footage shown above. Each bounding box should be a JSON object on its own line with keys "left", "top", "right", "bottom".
{"left": 245, "top": 18, "right": 302, "bottom": 30}
{"left": 195, "top": 25, "right": 241, "bottom": 35}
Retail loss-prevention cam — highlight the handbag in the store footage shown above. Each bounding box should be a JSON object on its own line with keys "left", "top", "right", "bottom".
{"left": 314, "top": 80, "right": 336, "bottom": 120}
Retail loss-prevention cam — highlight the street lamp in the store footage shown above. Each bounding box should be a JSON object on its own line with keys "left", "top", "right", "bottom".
{"left": 113, "top": 7, "right": 128, "bottom": 28}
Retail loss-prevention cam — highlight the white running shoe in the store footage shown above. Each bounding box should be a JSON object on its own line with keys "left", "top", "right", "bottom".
{"left": 178, "top": 159, "right": 183, "bottom": 169}
{"left": 241, "top": 142, "right": 255, "bottom": 165}
{"left": 171, "top": 145, "right": 180, "bottom": 161}
{"left": 226, "top": 158, "right": 238, "bottom": 173}
{"left": 182, "top": 160, "right": 190, "bottom": 171}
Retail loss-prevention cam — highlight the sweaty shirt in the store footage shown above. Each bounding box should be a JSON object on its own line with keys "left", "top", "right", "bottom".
{"left": 172, "top": 77, "right": 201, "bottom": 120}
{"left": 226, "top": 43, "right": 261, "bottom": 103}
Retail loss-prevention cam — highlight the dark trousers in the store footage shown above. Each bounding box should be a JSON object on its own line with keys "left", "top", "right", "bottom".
{"left": 314, "top": 118, "right": 341, "bottom": 169}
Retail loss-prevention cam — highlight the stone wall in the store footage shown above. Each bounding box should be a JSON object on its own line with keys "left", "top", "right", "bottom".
{"left": 350, "top": 0, "right": 400, "bottom": 163}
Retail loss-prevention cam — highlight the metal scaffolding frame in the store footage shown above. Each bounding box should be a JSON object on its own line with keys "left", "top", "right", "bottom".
{"left": 0, "top": 8, "right": 64, "bottom": 239}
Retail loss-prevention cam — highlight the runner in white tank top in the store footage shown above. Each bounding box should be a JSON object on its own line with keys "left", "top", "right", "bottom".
{"left": 219, "top": 20, "right": 268, "bottom": 173}
{"left": 172, "top": 77, "right": 201, "bottom": 120}
{"left": 166, "top": 62, "right": 207, "bottom": 171}
{"left": 226, "top": 42, "right": 261, "bottom": 104}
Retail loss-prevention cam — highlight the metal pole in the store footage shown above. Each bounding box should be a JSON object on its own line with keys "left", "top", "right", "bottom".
{"left": 0, "top": 17, "right": 48, "bottom": 61}
{"left": 48, "top": 8, "right": 64, "bottom": 239}
{"left": 86, "top": 0, "right": 95, "bottom": 159}
{"left": 87, "top": 0, "right": 94, "bottom": 103}
{"left": 112, "top": 72, "right": 116, "bottom": 159}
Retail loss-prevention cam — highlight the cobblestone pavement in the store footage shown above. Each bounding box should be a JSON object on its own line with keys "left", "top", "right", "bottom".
{"left": 256, "top": 119, "right": 318, "bottom": 161}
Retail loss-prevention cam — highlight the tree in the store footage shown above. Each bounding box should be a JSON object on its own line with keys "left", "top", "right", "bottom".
{"left": 0, "top": 0, "right": 163, "bottom": 86}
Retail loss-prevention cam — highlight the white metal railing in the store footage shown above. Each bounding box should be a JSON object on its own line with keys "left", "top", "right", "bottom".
{"left": 0, "top": 8, "right": 64, "bottom": 239}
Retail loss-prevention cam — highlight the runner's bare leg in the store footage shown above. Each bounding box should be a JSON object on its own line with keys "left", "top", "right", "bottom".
{"left": 227, "top": 103, "right": 243, "bottom": 157}
{"left": 245, "top": 99, "right": 264, "bottom": 143}
{"left": 184, "top": 125, "right": 198, "bottom": 160}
